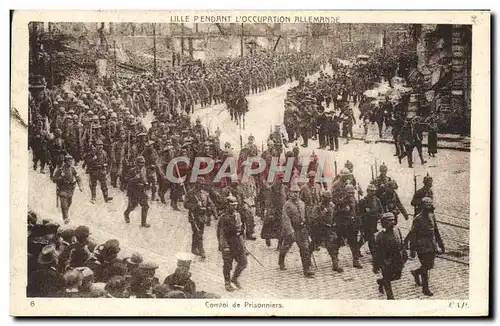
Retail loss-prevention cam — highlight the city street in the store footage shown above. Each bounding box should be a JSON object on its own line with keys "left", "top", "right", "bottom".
{"left": 28, "top": 71, "right": 470, "bottom": 300}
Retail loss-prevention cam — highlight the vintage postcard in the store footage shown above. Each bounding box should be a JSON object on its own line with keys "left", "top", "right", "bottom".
{"left": 10, "top": 10, "right": 490, "bottom": 316}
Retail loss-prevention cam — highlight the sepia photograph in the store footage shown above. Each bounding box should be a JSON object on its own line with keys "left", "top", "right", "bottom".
{"left": 10, "top": 10, "right": 490, "bottom": 316}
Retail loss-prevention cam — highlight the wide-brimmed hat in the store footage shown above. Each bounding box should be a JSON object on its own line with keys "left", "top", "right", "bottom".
{"left": 37, "top": 244, "right": 59, "bottom": 265}
{"left": 124, "top": 253, "right": 144, "bottom": 266}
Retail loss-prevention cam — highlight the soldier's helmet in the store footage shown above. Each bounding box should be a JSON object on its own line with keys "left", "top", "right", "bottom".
{"left": 59, "top": 107, "right": 66, "bottom": 113}
{"left": 87, "top": 110, "right": 93, "bottom": 116}
{"left": 110, "top": 112, "right": 117, "bottom": 118}
{"left": 422, "top": 197, "right": 433, "bottom": 207}
{"left": 321, "top": 191, "right": 332, "bottom": 200}
{"left": 340, "top": 168, "right": 351, "bottom": 177}
{"left": 66, "top": 115, "right": 73, "bottom": 120}
{"left": 379, "top": 163, "right": 388, "bottom": 172}
{"left": 285, "top": 151, "right": 294, "bottom": 158}
{"left": 227, "top": 194, "right": 238, "bottom": 205}
{"left": 100, "top": 116, "right": 106, "bottom": 120}
{"left": 248, "top": 134, "right": 255, "bottom": 141}
{"left": 344, "top": 160, "right": 354, "bottom": 170}
{"left": 345, "top": 184, "right": 356, "bottom": 195}
{"left": 423, "top": 174, "right": 433, "bottom": 184}
{"left": 367, "top": 184, "right": 377, "bottom": 192}
{"left": 387, "top": 180, "right": 398, "bottom": 190}
{"left": 92, "top": 115, "right": 99, "bottom": 121}
{"left": 136, "top": 156, "right": 146, "bottom": 163}
{"left": 381, "top": 212, "right": 395, "bottom": 221}
{"left": 289, "top": 183, "right": 301, "bottom": 192}
{"left": 95, "top": 139, "right": 104, "bottom": 146}
{"left": 307, "top": 170, "right": 316, "bottom": 178}
{"left": 64, "top": 154, "right": 73, "bottom": 161}
{"left": 267, "top": 139, "right": 274, "bottom": 146}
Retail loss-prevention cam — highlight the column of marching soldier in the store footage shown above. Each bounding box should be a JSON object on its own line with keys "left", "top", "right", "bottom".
{"left": 28, "top": 56, "right": 444, "bottom": 299}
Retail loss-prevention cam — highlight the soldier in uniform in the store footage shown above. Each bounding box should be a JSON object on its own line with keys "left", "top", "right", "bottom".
{"left": 48, "top": 128, "right": 66, "bottom": 179}
{"left": 143, "top": 141, "right": 159, "bottom": 201}
{"left": 311, "top": 191, "right": 344, "bottom": 273}
{"left": 372, "top": 163, "right": 392, "bottom": 199}
{"left": 379, "top": 180, "right": 409, "bottom": 225}
{"left": 52, "top": 154, "right": 83, "bottom": 224}
{"left": 85, "top": 139, "right": 113, "bottom": 204}
{"left": 300, "top": 171, "right": 322, "bottom": 248}
{"left": 405, "top": 197, "right": 445, "bottom": 296}
{"left": 31, "top": 121, "right": 49, "bottom": 174}
{"left": 372, "top": 212, "right": 407, "bottom": 300}
{"left": 279, "top": 183, "right": 315, "bottom": 278}
{"left": 109, "top": 133, "right": 126, "bottom": 189}
{"left": 261, "top": 171, "right": 287, "bottom": 249}
{"left": 357, "top": 184, "right": 384, "bottom": 256}
{"left": 411, "top": 174, "right": 434, "bottom": 215}
{"left": 184, "top": 177, "right": 213, "bottom": 259}
{"left": 217, "top": 195, "right": 248, "bottom": 292}
{"left": 315, "top": 106, "right": 329, "bottom": 149}
{"left": 123, "top": 156, "right": 151, "bottom": 228}
{"left": 170, "top": 150, "right": 191, "bottom": 211}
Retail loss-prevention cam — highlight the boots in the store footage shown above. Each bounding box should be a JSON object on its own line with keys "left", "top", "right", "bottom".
{"left": 231, "top": 276, "right": 242, "bottom": 289}
{"left": 278, "top": 252, "right": 287, "bottom": 270}
{"left": 332, "top": 255, "right": 344, "bottom": 273}
{"left": 246, "top": 233, "right": 257, "bottom": 240}
{"left": 303, "top": 267, "right": 315, "bottom": 278}
{"left": 411, "top": 269, "right": 422, "bottom": 286}
{"left": 377, "top": 279, "right": 384, "bottom": 294}
{"left": 384, "top": 280, "right": 395, "bottom": 300}
{"left": 353, "top": 257, "right": 363, "bottom": 269}
{"left": 225, "top": 281, "right": 235, "bottom": 292}
{"left": 124, "top": 211, "right": 130, "bottom": 224}
{"left": 421, "top": 270, "right": 433, "bottom": 296}
{"left": 141, "top": 209, "right": 150, "bottom": 228}
{"left": 103, "top": 190, "right": 113, "bottom": 203}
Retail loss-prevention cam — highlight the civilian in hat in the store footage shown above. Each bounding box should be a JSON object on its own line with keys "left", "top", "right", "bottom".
{"left": 373, "top": 212, "right": 407, "bottom": 300}
{"left": 74, "top": 267, "right": 95, "bottom": 295}
{"left": 130, "top": 262, "right": 159, "bottom": 298}
{"left": 105, "top": 276, "right": 130, "bottom": 298}
{"left": 68, "top": 226, "right": 92, "bottom": 267}
{"left": 123, "top": 252, "right": 143, "bottom": 276}
{"left": 27, "top": 245, "right": 63, "bottom": 297}
{"left": 279, "top": 183, "right": 315, "bottom": 278}
{"left": 52, "top": 154, "right": 82, "bottom": 224}
{"left": 163, "top": 253, "right": 196, "bottom": 296}
{"left": 88, "top": 282, "right": 110, "bottom": 298}
{"left": 58, "top": 269, "right": 84, "bottom": 298}
{"left": 404, "top": 197, "right": 444, "bottom": 297}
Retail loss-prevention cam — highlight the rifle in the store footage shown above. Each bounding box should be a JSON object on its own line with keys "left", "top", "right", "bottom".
{"left": 244, "top": 244, "right": 265, "bottom": 268}
{"left": 371, "top": 164, "right": 374, "bottom": 181}
{"left": 55, "top": 185, "right": 60, "bottom": 208}
{"left": 413, "top": 172, "right": 417, "bottom": 216}
{"left": 374, "top": 158, "right": 378, "bottom": 176}
{"left": 334, "top": 160, "right": 338, "bottom": 176}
